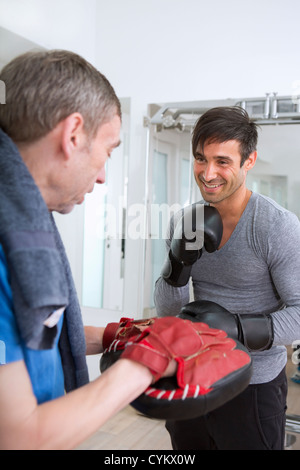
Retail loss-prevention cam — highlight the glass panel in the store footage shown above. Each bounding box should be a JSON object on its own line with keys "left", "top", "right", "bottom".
{"left": 145, "top": 100, "right": 300, "bottom": 316}
{"left": 82, "top": 182, "right": 107, "bottom": 308}
{"left": 245, "top": 101, "right": 265, "bottom": 115}
{"left": 151, "top": 150, "right": 168, "bottom": 305}
{"left": 180, "top": 158, "right": 190, "bottom": 206}
{"left": 81, "top": 98, "right": 130, "bottom": 311}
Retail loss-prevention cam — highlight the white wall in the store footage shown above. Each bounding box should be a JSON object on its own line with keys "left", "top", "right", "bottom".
{"left": 93, "top": 0, "right": 300, "bottom": 319}
{"left": 0, "top": 0, "right": 97, "bottom": 63}
{"left": 95, "top": 0, "right": 300, "bottom": 102}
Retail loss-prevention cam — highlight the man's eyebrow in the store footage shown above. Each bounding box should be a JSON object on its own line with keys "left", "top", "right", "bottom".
{"left": 215, "top": 155, "right": 233, "bottom": 161}
{"left": 194, "top": 152, "right": 233, "bottom": 161}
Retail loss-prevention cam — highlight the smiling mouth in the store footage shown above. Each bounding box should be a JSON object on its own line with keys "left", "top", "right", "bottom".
{"left": 202, "top": 180, "right": 224, "bottom": 189}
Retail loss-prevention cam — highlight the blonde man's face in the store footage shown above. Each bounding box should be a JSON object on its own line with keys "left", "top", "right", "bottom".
{"left": 56, "top": 114, "right": 121, "bottom": 214}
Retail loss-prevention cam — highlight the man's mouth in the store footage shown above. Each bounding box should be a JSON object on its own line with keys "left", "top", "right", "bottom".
{"left": 202, "top": 180, "right": 224, "bottom": 189}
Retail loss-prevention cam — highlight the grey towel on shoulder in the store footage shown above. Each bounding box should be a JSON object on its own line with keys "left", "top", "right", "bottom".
{"left": 0, "top": 128, "right": 89, "bottom": 391}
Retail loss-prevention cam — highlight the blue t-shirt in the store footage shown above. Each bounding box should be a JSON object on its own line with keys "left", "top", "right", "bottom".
{"left": 0, "top": 244, "right": 65, "bottom": 404}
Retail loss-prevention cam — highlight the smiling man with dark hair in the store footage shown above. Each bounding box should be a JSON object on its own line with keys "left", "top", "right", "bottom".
{"left": 155, "top": 106, "right": 300, "bottom": 450}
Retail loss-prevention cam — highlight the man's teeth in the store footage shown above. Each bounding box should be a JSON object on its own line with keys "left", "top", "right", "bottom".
{"left": 204, "top": 182, "right": 221, "bottom": 188}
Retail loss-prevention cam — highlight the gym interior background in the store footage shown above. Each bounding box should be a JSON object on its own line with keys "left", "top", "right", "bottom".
{"left": 1, "top": 0, "right": 300, "bottom": 450}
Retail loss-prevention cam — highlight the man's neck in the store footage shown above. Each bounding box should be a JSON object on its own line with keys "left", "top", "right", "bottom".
{"left": 211, "top": 186, "right": 252, "bottom": 248}
{"left": 212, "top": 186, "right": 251, "bottom": 220}
{"left": 16, "top": 133, "right": 59, "bottom": 211}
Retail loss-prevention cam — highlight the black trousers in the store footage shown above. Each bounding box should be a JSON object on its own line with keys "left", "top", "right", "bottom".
{"left": 166, "top": 368, "right": 287, "bottom": 450}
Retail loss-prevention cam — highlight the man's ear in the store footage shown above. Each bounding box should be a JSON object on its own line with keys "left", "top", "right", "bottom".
{"left": 61, "top": 113, "right": 85, "bottom": 161}
{"left": 244, "top": 150, "right": 257, "bottom": 172}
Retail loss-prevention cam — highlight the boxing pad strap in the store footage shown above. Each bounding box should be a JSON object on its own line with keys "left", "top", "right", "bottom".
{"left": 122, "top": 340, "right": 170, "bottom": 381}
{"left": 102, "top": 322, "right": 120, "bottom": 350}
{"left": 238, "top": 313, "right": 274, "bottom": 351}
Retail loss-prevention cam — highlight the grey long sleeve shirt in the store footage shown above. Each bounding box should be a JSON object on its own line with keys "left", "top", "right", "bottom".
{"left": 154, "top": 192, "right": 300, "bottom": 384}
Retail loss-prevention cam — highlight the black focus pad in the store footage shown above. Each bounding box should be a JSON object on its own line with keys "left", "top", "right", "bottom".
{"left": 100, "top": 320, "right": 253, "bottom": 421}
{"left": 179, "top": 299, "right": 240, "bottom": 341}
{"left": 100, "top": 349, "right": 123, "bottom": 373}
{"left": 126, "top": 341, "right": 252, "bottom": 421}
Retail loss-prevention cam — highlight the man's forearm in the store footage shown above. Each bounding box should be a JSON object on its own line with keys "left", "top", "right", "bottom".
{"left": 272, "top": 305, "right": 300, "bottom": 346}
{"left": 85, "top": 326, "right": 105, "bottom": 355}
{"left": 37, "top": 358, "right": 153, "bottom": 450}
{"left": 154, "top": 276, "right": 190, "bottom": 317}
{"left": 0, "top": 358, "right": 152, "bottom": 450}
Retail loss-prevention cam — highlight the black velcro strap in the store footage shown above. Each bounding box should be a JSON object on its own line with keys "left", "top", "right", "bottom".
{"left": 238, "top": 314, "right": 274, "bottom": 351}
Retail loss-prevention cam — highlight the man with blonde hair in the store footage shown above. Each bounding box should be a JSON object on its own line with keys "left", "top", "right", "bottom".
{"left": 0, "top": 50, "right": 178, "bottom": 449}
{"left": 0, "top": 51, "right": 253, "bottom": 450}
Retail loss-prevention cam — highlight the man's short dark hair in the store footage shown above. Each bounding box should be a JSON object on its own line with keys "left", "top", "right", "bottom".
{"left": 192, "top": 106, "right": 258, "bottom": 167}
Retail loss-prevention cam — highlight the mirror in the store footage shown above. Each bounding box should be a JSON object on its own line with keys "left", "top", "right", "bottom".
{"left": 143, "top": 96, "right": 300, "bottom": 442}
{"left": 143, "top": 115, "right": 193, "bottom": 312}
{"left": 144, "top": 97, "right": 300, "bottom": 314}
{"left": 82, "top": 98, "right": 130, "bottom": 312}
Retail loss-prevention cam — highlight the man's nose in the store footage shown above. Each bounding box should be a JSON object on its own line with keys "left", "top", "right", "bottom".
{"left": 203, "top": 162, "right": 218, "bottom": 181}
{"left": 96, "top": 167, "right": 106, "bottom": 185}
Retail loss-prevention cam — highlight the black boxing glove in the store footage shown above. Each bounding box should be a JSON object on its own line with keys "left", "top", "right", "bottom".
{"left": 179, "top": 299, "right": 274, "bottom": 352}
{"left": 161, "top": 204, "right": 223, "bottom": 287}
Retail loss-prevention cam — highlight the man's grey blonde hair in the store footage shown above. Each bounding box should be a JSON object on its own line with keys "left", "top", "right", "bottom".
{"left": 0, "top": 50, "right": 121, "bottom": 143}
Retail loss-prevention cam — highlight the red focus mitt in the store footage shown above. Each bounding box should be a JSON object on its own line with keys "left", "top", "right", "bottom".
{"left": 100, "top": 316, "right": 252, "bottom": 420}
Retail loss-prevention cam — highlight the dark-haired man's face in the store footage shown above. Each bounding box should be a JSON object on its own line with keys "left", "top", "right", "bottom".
{"left": 193, "top": 139, "right": 256, "bottom": 205}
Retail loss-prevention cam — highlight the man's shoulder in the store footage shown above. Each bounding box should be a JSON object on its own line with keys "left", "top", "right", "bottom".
{"left": 251, "top": 192, "right": 297, "bottom": 222}
{"left": 250, "top": 193, "right": 300, "bottom": 242}
{"left": 252, "top": 192, "right": 286, "bottom": 212}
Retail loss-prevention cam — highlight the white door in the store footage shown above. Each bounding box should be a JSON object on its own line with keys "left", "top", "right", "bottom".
{"left": 144, "top": 130, "right": 191, "bottom": 311}
{"left": 81, "top": 113, "right": 129, "bottom": 313}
